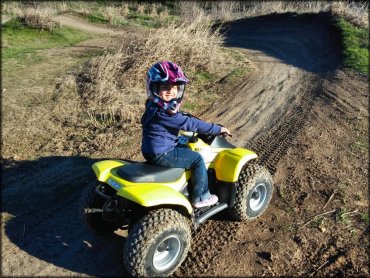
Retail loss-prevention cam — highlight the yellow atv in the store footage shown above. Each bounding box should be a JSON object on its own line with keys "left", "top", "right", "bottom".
{"left": 81, "top": 129, "right": 274, "bottom": 277}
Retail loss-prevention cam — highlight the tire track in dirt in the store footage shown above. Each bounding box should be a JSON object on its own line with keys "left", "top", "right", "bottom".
{"left": 176, "top": 13, "right": 342, "bottom": 276}
{"left": 2, "top": 12, "right": 346, "bottom": 277}
{"left": 248, "top": 78, "right": 321, "bottom": 174}
{"left": 175, "top": 221, "right": 242, "bottom": 276}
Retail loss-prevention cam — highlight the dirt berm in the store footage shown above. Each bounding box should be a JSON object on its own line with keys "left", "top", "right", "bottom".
{"left": 1, "top": 12, "right": 368, "bottom": 276}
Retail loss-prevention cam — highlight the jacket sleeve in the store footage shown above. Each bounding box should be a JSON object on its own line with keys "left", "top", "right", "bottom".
{"left": 158, "top": 110, "right": 222, "bottom": 135}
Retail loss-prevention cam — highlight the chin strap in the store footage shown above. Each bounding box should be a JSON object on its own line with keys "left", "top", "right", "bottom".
{"left": 151, "top": 97, "right": 182, "bottom": 114}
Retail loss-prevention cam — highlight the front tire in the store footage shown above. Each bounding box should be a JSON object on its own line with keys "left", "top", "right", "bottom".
{"left": 123, "top": 208, "right": 191, "bottom": 277}
{"left": 229, "top": 164, "right": 273, "bottom": 221}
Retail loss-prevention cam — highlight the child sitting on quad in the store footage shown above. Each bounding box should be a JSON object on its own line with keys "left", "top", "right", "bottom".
{"left": 141, "top": 61, "right": 231, "bottom": 208}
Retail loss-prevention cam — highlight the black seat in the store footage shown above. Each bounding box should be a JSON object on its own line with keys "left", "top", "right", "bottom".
{"left": 116, "top": 163, "right": 185, "bottom": 183}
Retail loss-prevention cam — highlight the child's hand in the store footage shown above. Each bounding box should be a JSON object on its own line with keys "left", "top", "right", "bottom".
{"left": 220, "top": 127, "right": 231, "bottom": 136}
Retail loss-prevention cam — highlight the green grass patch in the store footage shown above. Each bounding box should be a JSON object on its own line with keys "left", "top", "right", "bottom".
{"left": 335, "top": 208, "right": 352, "bottom": 224}
{"left": 361, "top": 212, "right": 369, "bottom": 225}
{"left": 2, "top": 18, "right": 95, "bottom": 60}
{"left": 336, "top": 18, "right": 369, "bottom": 75}
{"left": 81, "top": 8, "right": 179, "bottom": 28}
{"left": 127, "top": 13, "right": 162, "bottom": 28}
{"left": 221, "top": 47, "right": 246, "bottom": 61}
{"left": 182, "top": 102, "right": 197, "bottom": 111}
{"left": 219, "top": 48, "right": 252, "bottom": 82}
{"left": 86, "top": 12, "right": 109, "bottom": 23}
{"left": 224, "top": 67, "right": 249, "bottom": 82}
{"left": 194, "top": 70, "right": 213, "bottom": 83}
{"left": 112, "top": 18, "right": 129, "bottom": 26}
{"left": 353, "top": 134, "right": 369, "bottom": 151}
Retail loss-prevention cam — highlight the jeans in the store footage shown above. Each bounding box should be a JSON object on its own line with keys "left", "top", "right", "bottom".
{"left": 144, "top": 147, "right": 211, "bottom": 203}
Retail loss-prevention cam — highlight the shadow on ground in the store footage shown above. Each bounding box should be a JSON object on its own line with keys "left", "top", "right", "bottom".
{"left": 1, "top": 156, "right": 129, "bottom": 276}
{"left": 223, "top": 12, "right": 343, "bottom": 73}
{"left": 1, "top": 11, "right": 347, "bottom": 277}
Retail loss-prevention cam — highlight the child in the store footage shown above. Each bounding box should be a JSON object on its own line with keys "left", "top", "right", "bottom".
{"left": 141, "top": 61, "right": 231, "bottom": 208}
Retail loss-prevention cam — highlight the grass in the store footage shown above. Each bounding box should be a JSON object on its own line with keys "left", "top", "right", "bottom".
{"left": 2, "top": 1, "right": 367, "bottom": 159}
{"left": 361, "top": 212, "right": 369, "bottom": 225}
{"left": 193, "top": 70, "right": 214, "bottom": 83}
{"left": 2, "top": 18, "right": 95, "bottom": 60}
{"left": 222, "top": 67, "right": 249, "bottom": 83}
{"left": 86, "top": 12, "right": 109, "bottom": 24}
{"left": 84, "top": 11, "right": 169, "bottom": 28}
{"left": 127, "top": 13, "right": 161, "bottom": 28}
{"left": 277, "top": 189, "right": 295, "bottom": 213}
{"left": 336, "top": 18, "right": 369, "bottom": 74}
{"left": 76, "top": 13, "right": 231, "bottom": 129}
{"left": 179, "top": 1, "right": 368, "bottom": 28}
{"left": 61, "top": 2, "right": 180, "bottom": 29}
{"left": 336, "top": 208, "right": 352, "bottom": 224}
{"left": 2, "top": 17, "right": 98, "bottom": 90}
{"left": 279, "top": 223, "right": 298, "bottom": 233}
{"left": 1, "top": 16, "right": 102, "bottom": 160}
{"left": 218, "top": 48, "right": 252, "bottom": 83}
{"left": 353, "top": 134, "right": 369, "bottom": 151}
{"left": 311, "top": 216, "right": 325, "bottom": 228}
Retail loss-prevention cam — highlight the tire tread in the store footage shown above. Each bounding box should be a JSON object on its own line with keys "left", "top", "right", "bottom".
{"left": 230, "top": 164, "right": 273, "bottom": 221}
{"left": 124, "top": 208, "right": 191, "bottom": 277}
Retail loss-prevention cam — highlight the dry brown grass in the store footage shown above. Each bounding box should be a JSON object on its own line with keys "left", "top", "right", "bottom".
{"left": 330, "top": 1, "right": 368, "bottom": 28}
{"left": 79, "top": 14, "right": 227, "bottom": 130}
{"left": 3, "top": 3, "right": 61, "bottom": 31}
{"left": 5, "top": 1, "right": 365, "bottom": 160}
{"left": 2, "top": 2, "right": 23, "bottom": 17}
{"left": 44, "top": 10, "right": 249, "bottom": 159}
{"left": 177, "top": 1, "right": 368, "bottom": 28}
{"left": 34, "top": 1, "right": 171, "bottom": 26}
{"left": 20, "top": 7, "right": 60, "bottom": 30}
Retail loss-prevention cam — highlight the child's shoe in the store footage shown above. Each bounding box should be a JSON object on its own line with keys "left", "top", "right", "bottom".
{"left": 193, "top": 194, "right": 218, "bottom": 208}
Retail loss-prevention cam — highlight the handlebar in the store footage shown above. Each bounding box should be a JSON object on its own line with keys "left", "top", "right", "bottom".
{"left": 181, "top": 111, "right": 232, "bottom": 137}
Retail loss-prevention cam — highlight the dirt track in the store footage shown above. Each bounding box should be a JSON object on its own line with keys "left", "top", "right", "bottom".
{"left": 1, "top": 13, "right": 368, "bottom": 276}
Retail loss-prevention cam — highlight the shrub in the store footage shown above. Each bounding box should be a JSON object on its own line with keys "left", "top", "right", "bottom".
{"left": 79, "top": 13, "right": 225, "bottom": 129}
{"left": 19, "top": 7, "right": 60, "bottom": 31}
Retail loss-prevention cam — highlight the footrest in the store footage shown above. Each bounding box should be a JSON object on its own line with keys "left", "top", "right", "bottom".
{"left": 194, "top": 202, "right": 228, "bottom": 226}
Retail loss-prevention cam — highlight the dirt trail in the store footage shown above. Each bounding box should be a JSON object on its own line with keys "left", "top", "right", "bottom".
{"left": 2, "top": 13, "right": 368, "bottom": 277}
{"left": 176, "top": 14, "right": 368, "bottom": 277}
{"left": 55, "top": 14, "right": 126, "bottom": 36}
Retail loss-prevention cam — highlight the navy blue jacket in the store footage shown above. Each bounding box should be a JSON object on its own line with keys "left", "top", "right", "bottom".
{"left": 141, "top": 102, "right": 222, "bottom": 155}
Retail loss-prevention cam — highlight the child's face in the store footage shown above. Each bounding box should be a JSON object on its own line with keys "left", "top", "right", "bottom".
{"left": 159, "top": 84, "right": 179, "bottom": 101}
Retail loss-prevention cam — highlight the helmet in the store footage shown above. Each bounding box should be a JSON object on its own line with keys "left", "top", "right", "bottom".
{"left": 146, "top": 61, "right": 189, "bottom": 114}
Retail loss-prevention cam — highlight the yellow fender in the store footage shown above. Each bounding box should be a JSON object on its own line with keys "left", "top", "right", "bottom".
{"left": 92, "top": 160, "right": 127, "bottom": 182}
{"left": 116, "top": 184, "right": 193, "bottom": 214}
{"left": 211, "top": 148, "right": 258, "bottom": 182}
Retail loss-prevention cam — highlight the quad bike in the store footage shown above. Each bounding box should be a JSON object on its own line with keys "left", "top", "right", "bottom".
{"left": 81, "top": 121, "right": 274, "bottom": 277}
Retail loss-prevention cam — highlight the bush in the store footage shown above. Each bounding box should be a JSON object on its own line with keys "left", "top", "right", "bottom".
{"left": 79, "top": 13, "right": 225, "bottom": 129}
{"left": 19, "top": 7, "right": 60, "bottom": 31}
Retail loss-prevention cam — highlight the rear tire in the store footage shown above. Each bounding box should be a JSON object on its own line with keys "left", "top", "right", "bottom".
{"left": 80, "top": 184, "right": 119, "bottom": 234}
{"left": 123, "top": 208, "right": 191, "bottom": 277}
{"left": 229, "top": 164, "right": 273, "bottom": 221}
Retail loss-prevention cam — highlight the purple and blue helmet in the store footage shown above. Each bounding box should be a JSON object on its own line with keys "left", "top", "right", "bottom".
{"left": 146, "top": 61, "right": 189, "bottom": 113}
